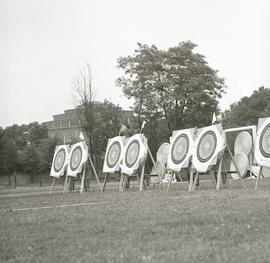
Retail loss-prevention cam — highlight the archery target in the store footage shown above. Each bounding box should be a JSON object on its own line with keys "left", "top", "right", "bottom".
{"left": 54, "top": 149, "right": 66, "bottom": 172}
{"left": 50, "top": 145, "right": 70, "bottom": 178}
{"left": 67, "top": 141, "right": 88, "bottom": 177}
{"left": 255, "top": 118, "right": 270, "bottom": 168}
{"left": 197, "top": 131, "right": 217, "bottom": 163}
{"left": 230, "top": 152, "right": 249, "bottom": 179}
{"left": 156, "top": 143, "right": 169, "bottom": 165}
{"left": 125, "top": 139, "right": 140, "bottom": 168}
{"left": 234, "top": 131, "right": 252, "bottom": 156}
{"left": 120, "top": 134, "right": 147, "bottom": 175}
{"left": 167, "top": 128, "right": 195, "bottom": 172}
{"left": 103, "top": 136, "right": 125, "bottom": 173}
{"left": 70, "top": 146, "right": 82, "bottom": 171}
{"left": 193, "top": 124, "right": 225, "bottom": 173}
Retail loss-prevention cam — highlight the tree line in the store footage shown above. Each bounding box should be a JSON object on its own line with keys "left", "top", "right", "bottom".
{"left": 1, "top": 41, "right": 269, "bottom": 178}
{"left": 0, "top": 122, "right": 61, "bottom": 180}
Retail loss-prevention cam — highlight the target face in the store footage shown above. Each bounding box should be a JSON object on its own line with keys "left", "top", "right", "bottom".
{"left": 197, "top": 131, "right": 217, "bottom": 163}
{"left": 230, "top": 153, "right": 249, "bottom": 178}
{"left": 53, "top": 149, "right": 66, "bottom": 172}
{"left": 70, "top": 146, "right": 83, "bottom": 171}
{"left": 259, "top": 123, "right": 270, "bottom": 158}
{"left": 125, "top": 139, "right": 140, "bottom": 168}
{"left": 106, "top": 141, "right": 121, "bottom": 168}
{"left": 234, "top": 131, "right": 252, "bottom": 155}
{"left": 171, "top": 134, "right": 189, "bottom": 164}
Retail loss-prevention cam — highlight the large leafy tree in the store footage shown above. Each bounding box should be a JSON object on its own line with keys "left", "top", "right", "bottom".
{"left": 223, "top": 86, "right": 270, "bottom": 128}
{"left": 116, "top": 41, "right": 226, "bottom": 154}
{"left": 117, "top": 41, "right": 226, "bottom": 130}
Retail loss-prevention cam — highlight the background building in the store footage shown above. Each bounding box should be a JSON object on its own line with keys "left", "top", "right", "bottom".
{"left": 43, "top": 101, "right": 135, "bottom": 143}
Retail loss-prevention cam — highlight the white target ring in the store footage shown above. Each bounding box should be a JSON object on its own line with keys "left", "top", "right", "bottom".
{"left": 50, "top": 145, "right": 70, "bottom": 178}
{"left": 255, "top": 117, "right": 270, "bottom": 168}
{"left": 67, "top": 141, "right": 88, "bottom": 177}
{"left": 70, "top": 146, "right": 83, "bottom": 171}
{"left": 193, "top": 124, "right": 225, "bottom": 173}
{"left": 234, "top": 131, "right": 252, "bottom": 156}
{"left": 120, "top": 134, "right": 147, "bottom": 175}
{"left": 167, "top": 128, "right": 195, "bottom": 172}
{"left": 103, "top": 136, "right": 125, "bottom": 173}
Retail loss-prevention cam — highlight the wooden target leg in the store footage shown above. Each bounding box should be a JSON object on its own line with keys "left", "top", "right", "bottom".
{"left": 139, "top": 163, "right": 145, "bottom": 191}
{"left": 50, "top": 177, "right": 55, "bottom": 193}
{"left": 80, "top": 166, "right": 86, "bottom": 194}
{"left": 189, "top": 168, "right": 194, "bottom": 192}
{"left": 167, "top": 172, "right": 174, "bottom": 192}
{"left": 63, "top": 175, "right": 69, "bottom": 193}
{"left": 255, "top": 166, "right": 263, "bottom": 190}
{"left": 192, "top": 172, "right": 199, "bottom": 191}
{"left": 123, "top": 174, "right": 128, "bottom": 191}
{"left": 119, "top": 173, "right": 124, "bottom": 191}
{"left": 102, "top": 173, "right": 109, "bottom": 192}
{"left": 210, "top": 170, "right": 217, "bottom": 188}
{"left": 88, "top": 156, "right": 102, "bottom": 192}
{"left": 222, "top": 172, "right": 228, "bottom": 188}
{"left": 216, "top": 156, "right": 223, "bottom": 190}
{"left": 178, "top": 172, "right": 183, "bottom": 182}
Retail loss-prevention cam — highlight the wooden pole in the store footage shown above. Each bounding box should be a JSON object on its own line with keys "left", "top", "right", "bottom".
{"left": 255, "top": 166, "right": 263, "bottom": 190}
{"left": 80, "top": 165, "right": 86, "bottom": 193}
{"left": 50, "top": 177, "right": 56, "bottom": 193}
{"left": 123, "top": 174, "right": 128, "bottom": 191}
{"left": 63, "top": 175, "right": 69, "bottom": 193}
{"left": 102, "top": 173, "right": 109, "bottom": 192}
{"left": 192, "top": 171, "right": 199, "bottom": 191}
{"left": 39, "top": 174, "right": 42, "bottom": 187}
{"left": 88, "top": 155, "right": 102, "bottom": 192}
{"left": 119, "top": 173, "right": 124, "bottom": 191}
{"left": 139, "top": 163, "right": 146, "bottom": 191}
{"left": 188, "top": 167, "right": 194, "bottom": 191}
{"left": 14, "top": 171, "right": 17, "bottom": 189}
{"left": 166, "top": 172, "right": 174, "bottom": 191}
{"left": 146, "top": 144, "right": 164, "bottom": 188}
{"left": 216, "top": 155, "right": 223, "bottom": 190}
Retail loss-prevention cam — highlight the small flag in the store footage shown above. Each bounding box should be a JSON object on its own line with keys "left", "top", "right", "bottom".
{"left": 140, "top": 121, "right": 146, "bottom": 133}
{"left": 212, "top": 113, "right": 217, "bottom": 125}
{"left": 79, "top": 131, "right": 85, "bottom": 141}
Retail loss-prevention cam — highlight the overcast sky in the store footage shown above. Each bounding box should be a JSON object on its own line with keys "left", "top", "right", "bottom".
{"left": 0, "top": 0, "right": 269, "bottom": 128}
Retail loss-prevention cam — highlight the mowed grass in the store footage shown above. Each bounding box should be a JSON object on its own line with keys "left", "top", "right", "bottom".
{"left": 1, "top": 179, "right": 270, "bottom": 263}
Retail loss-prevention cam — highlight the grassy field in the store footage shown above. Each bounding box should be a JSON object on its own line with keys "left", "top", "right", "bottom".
{"left": 1, "top": 179, "right": 270, "bottom": 263}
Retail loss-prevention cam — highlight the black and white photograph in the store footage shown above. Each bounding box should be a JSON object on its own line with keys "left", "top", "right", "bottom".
{"left": 0, "top": 0, "right": 270, "bottom": 262}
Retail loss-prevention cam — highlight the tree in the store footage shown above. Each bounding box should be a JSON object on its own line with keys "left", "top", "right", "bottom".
{"left": 116, "top": 41, "right": 226, "bottom": 131}
{"left": 116, "top": 41, "right": 226, "bottom": 154}
{"left": 73, "top": 64, "right": 124, "bottom": 171}
{"left": 223, "top": 86, "right": 270, "bottom": 128}
{"left": 0, "top": 123, "right": 60, "bottom": 180}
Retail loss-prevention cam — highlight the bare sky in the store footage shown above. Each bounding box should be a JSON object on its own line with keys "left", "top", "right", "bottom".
{"left": 0, "top": 0, "right": 269, "bottom": 127}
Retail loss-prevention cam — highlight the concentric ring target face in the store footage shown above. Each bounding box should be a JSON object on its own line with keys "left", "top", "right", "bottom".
{"left": 53, "top": 149, "right": 66, "bottom": 172}
{"left": 234, "top": 131, "right": 252, "bottom": 155}
{"left": 70, "top": 146, "right": 83, "bottom": 171}
{"left": 197, "top": 131, "right": 217, "bottom": 163}
{"left": 171, "top": 134, "right": 189, "bottom": 164}
{"left": 125, "top": 139, "right": 140, "bottom": 168}
{"left": 259, "top": 123, "right": 270, "bottom": 158}
{"left": 106, "top": 141, "right": 121, "bottom": 168}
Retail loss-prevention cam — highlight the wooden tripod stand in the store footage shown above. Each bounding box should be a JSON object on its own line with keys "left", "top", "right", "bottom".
{"left": 63, "top": 154, "right": 103, "bottom": 193}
